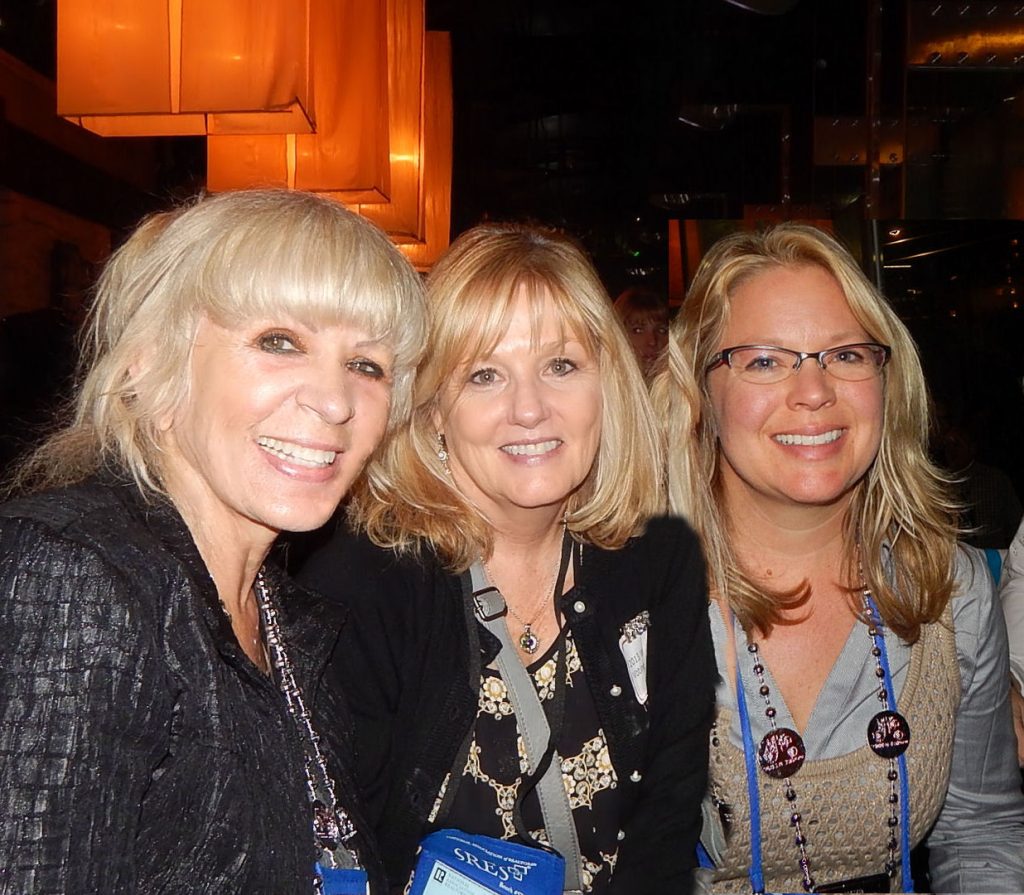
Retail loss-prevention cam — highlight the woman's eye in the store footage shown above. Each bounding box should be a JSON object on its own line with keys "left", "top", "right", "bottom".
{"left": 469, "top": 368, "right": 498, "bottom": 385}
{"left": 831, "top": 347, "right": 867, "bottom": 365}
{"left": 349, "top": 359, "right": 386, "bottom": 380}
{"left": 258, "top": 331, "right": 300, "bottom": 353}
{"left": 745, "top": 354, "right": 779, "bottom": 371}
{"left": 549, "top": 357, "right": 578, "bottom": 376}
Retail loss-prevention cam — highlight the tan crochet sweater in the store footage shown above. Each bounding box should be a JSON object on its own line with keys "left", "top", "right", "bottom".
{"left": 707, "top": 605, "right": 959, "bottom": 893}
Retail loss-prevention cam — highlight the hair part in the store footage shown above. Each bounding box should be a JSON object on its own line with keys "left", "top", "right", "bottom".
{"left": 351, "top": 222, "right": 664, "bottom": 570}
{"left": 10, "top": 189, "right": 426, "bottom": 498}
{"left": 650, "top": 222, "right": 960, "bottom": 642}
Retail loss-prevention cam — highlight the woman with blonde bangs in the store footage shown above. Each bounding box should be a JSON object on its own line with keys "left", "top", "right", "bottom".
{"left": 302, "top": 222, "right": 715, "bottom": 894}
{"left": 652, "top": 222, "right": 1024, "bottom": 893}
{"left": 0, "top": 189, "right": 426, "bottom": 894}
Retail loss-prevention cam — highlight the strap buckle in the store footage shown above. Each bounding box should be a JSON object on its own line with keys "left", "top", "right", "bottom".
{"left": 472, "top": 585, "right": 506, "bottom": 622}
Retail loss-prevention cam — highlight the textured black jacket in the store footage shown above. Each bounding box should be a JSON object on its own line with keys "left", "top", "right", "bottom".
{"left": 0, "top": 477, "right": 380, "bottom": 894}
{"left": 300, "top": 516, "right": 715, "bottom": 894}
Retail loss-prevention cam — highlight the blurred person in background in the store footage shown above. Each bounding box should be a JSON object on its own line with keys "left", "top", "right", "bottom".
{"left": 613, "top": 286, "right": 669, "bottom": 379}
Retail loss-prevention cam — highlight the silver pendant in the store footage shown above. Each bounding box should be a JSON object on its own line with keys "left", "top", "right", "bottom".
{"left": 758, "top": 727, "right": 807, "bottom": 778}
{"left": 519, "top": 626, "right": 540, "bottom": 654}
{"left": 868, "top": 710, "right": 911, "bottom": 758}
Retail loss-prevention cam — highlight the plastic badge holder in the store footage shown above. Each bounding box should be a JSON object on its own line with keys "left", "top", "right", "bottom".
{"left": 409, "top": 829, "right": 565, "bottom": 895}
{"left": 316, "top": 864, "right": 370, "bottom": 895}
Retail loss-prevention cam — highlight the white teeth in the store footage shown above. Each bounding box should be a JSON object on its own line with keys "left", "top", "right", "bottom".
{"left": 258, "top": 436, "right": 337, "bottom": 468}
{"left": 773, "top": 429, "right": 843, "bottom": 446}
{"left": 501, "top": 440, "right": 561, "bottom": 457}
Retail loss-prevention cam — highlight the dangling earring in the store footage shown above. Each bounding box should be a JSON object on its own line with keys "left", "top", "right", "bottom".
{"left": 436, "top": 433, "right": 452, "bottom": 476}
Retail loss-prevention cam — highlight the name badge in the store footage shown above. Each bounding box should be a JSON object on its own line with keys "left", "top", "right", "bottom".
{"left": 410, "top": 829, "right": 564, "bottom": 895}
{"left": 619, "top": 611, "right": 650, "bottom": 706}
{"left": 316, "top": 864, "right": 369, "bottom": 895}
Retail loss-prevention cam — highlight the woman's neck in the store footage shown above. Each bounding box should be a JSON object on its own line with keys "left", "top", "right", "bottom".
{"left": 163, "top": 482, "right": 274, "bottom": 618}
{"left": 722, "top": 488, "right": 851, "bottom": 592}
{"left": 486, "top": 505, "right": 567, "bottom": 561}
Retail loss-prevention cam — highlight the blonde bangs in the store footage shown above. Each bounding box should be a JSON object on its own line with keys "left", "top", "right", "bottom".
{"left": 181, "top": 200, "right": 421, "bottom": 368}
{"left": 422, "top": 263, "right": 602, "bottom": 405}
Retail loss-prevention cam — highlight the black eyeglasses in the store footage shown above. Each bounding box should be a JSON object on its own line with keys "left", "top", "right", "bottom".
{"left": 706, "top": 342, "right": 892, "bottom": 384}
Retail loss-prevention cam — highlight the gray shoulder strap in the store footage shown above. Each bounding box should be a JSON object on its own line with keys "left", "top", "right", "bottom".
{"left": 469, "top": 562, "right": 583, "bottom": 895}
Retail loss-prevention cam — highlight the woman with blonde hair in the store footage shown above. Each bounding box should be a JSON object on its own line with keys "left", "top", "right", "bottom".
{"left": 651, "top": 221, "right": 1024, "bottom": 892}
{"left": 0, "top": 189, "right": 426, "bottom": 894}
{"left": 301, "top": 222, "right": 715, "bottom": 894}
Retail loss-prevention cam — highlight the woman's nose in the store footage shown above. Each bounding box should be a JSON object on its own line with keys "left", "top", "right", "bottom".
{"left": 507, "top": 376, "right": 548, "bottom": 427}
{"left": 296, "top": 370, "right": 356, "bottom": 425}
{"left": 786, "top": 360, "right": 836, "bottom": 411}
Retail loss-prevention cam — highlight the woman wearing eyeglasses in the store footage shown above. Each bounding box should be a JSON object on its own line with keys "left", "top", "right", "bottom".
{"left": 651, "top": 223, "right": 1024, "bottom": 893}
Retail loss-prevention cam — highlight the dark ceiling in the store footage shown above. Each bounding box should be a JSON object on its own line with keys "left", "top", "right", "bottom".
{"left": 428, "top": 0, "right": 873, "bottom": 289}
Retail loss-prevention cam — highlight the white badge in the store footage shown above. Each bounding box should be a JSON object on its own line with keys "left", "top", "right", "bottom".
{"left": 420, "top": 859, "right": 507, "bottom": 895}
{"left": 618, "top": 611, "right": 650, "bottom": 706}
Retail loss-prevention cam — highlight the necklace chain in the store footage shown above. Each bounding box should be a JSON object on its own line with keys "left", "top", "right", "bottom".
{"left": 254, "top": 571, "right": 360, "bottom": 879}
{"left": 482, "top": 532, "right": 564, "bottom": 655}
{"left": 739, "top": 584, "right": 908, "bottom": 893}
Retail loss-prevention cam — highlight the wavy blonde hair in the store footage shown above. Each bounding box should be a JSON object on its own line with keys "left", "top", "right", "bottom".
{"left": 650, "top": 223, "right": 959, "bottom": 642}
{"left": 13, "top": 189, "right": 426, "bottom": 498}
{"left": 351, "top": 222, "right": 664, "bottom": 570}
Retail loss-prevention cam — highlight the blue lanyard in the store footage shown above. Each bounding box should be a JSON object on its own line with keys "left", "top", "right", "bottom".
{"left": 732, "top": 609, "right": 912, "bottom": 894}
{"left": 864, "top": 595, "right": 912, "bottom": 890}
{"left": 733, "top": 642, "right": 767, "bottom": 894}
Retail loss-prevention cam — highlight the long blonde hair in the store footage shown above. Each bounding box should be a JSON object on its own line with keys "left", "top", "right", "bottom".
{"left": 651, "top": 223, "right": 959, "bottom": 642}
{"left": 12, "top": 189, "right": 426, "bottom": 498}
{"left": 351, "top": 222, "right": 664, "bottom": 570}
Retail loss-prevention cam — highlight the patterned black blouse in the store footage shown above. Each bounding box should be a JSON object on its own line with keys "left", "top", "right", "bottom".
{"left": 440, "top": 629, "right": 622, "bottom": 893}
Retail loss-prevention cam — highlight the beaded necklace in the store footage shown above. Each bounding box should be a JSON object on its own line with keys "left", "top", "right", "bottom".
{"left": 254, "top": 571, "right": 363, "bottom": 892}
{"left": 731, "top": 587, "right": 912, "bottom": 893}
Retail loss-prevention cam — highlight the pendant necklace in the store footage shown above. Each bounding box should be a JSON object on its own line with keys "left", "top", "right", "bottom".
{"left": 483, "top": 528, "right": 565, "bottom": 656}
{"left": 734, "top": 584, "right": 912, "bottom": 893}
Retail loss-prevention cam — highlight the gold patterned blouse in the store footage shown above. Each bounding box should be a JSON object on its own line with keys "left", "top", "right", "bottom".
{"left": 435, "top": 630, "right": 622, "bottom": 893}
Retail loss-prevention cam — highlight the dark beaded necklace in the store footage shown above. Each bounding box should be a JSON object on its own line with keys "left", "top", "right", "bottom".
{"left": 742, "top": 586, "right": 911, "bottom": 892}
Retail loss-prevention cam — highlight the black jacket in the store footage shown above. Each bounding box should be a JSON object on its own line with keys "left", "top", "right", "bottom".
{"left": 300, "top": 516, "right": 715, "bottom": 894}
{"left": 0, "top": 477, "right": 380, "bottom": 894}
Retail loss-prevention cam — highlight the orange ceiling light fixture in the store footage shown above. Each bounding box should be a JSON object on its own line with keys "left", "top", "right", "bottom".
{"left": 57, "top": 0, "right": 314, "bottom": 137}
{"left": 207, "top": 0, "right": 391, "bottom": 203}
{"left": 396, "top": 31, "right": 453, "bottom": 272}
{"left": 354, "top": 0, "right": 427, "bottom": 243}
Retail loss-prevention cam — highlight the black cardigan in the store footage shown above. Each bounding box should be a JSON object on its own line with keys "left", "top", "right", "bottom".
{"left": 0, "top": 477, "right": 381, "bottom": 894}
{"left": 300, "top": 516, "right": 715, "bottom": 894}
